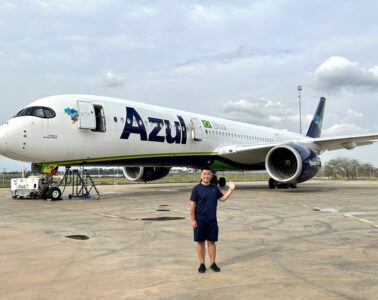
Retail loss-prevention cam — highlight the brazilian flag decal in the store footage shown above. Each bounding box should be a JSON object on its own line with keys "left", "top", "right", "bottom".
{"left": 202, "top": 120, "right": 212, "bottom": 128}
{"left": 40, "top": 163, "right": 58, "bottom": 174}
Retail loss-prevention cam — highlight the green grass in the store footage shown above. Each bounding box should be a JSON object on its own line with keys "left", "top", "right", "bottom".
{"left": 1, "top": 171, "right": 376, "bottom": 189}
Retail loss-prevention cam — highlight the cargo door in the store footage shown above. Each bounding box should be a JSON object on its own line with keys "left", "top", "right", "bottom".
{"left": 78, "top": 101, "right": 96, "bottom": 129}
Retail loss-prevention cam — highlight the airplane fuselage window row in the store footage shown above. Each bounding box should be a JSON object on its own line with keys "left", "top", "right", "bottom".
{"left": 204, "top": 128, "right": 274, "bottom": 143}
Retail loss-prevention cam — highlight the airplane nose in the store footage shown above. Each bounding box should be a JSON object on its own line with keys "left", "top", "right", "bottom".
{"left": 0, "top": 125, "right": 9, "bottom": 155}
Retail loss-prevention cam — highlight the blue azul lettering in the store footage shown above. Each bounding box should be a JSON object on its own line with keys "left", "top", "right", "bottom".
{"left": 165, "top": 120, "right": 181, "bottom": 144}
{"left": 120, "top": 107, "right": 187, "bottom": 144}
{"left": 148, "top": 117, "right": 165, "bottom": 143}
{"left": 120, "top": 107, "right": 147, "bottom": 141}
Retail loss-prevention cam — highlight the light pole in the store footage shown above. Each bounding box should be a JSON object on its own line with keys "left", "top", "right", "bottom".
{"left": 2, "top": 168, "right": 5, "bottom": 188}
{"left": 297, "top": 86, "right": 302, "bottom": 134}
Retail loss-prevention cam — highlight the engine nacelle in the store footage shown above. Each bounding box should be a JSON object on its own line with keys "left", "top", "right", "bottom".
{"left": 265, "top": 144, "right": 321, "bottom": 184}
{"left": 122, "top": 167, "right": 171, "bottom": 182}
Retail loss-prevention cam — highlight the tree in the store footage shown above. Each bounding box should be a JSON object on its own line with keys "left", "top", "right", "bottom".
{"left": 324, "top": 157, "right": 376, "bottom": 180}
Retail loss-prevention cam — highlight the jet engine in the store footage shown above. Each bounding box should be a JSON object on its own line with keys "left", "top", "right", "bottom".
{"left": 265, "top": 144, "right": 321, "bottom": 185}
{"left": 122, "top": 167, "right": 171, "bottom": 182}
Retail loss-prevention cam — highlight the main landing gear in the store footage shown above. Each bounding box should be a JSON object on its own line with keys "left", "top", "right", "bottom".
{"left": 210, "top": 173, "right": 227, "bottom": 187}
{"left": 268, "top": 178, "right": 297, "bottom": 189}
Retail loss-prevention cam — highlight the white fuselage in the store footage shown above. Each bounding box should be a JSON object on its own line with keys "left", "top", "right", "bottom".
{"left": 0, "top": 94, "right": 306, "bottom": 169}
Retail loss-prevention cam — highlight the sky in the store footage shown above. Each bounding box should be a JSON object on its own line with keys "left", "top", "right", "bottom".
{"left": 0, "top": 0, "right": 378, "bottom": 171}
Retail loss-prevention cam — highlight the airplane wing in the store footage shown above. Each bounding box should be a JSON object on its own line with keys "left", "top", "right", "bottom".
{"left": 217, "top": 133, "right": 378, "bottom": 165}
{"left": 312, "top": 133, "right": 378, "bottom": 151}
{"left": 217, "top": 142, "right": 281, "bottom": 164}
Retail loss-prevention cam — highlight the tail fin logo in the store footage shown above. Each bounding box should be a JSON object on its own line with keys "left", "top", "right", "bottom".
{"left": 306, "top": 97, "right": 326, "bottom": 138}
{"left": 315, "top": 115, "right": 322, "bottom": 126}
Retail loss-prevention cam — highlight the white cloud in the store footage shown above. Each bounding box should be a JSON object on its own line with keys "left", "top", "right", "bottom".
{"left": 129, "top": 5, "right": 157, "bottom": 18}
{"left": 315, "top": 56, "right": 378, "bottom": 91}
{"left": 174, "top": 51, "right": 291, "bottom": 76}
{"left": 101, "top": 71, "right": 125, "bottom": 88}
{"left": 222, "top": 98, "right": 300, "bottom": 130}
{"left": 32, "top": 0, "right": 99, "bottom": 11}
{"left": 346, "top": 108, "right": 363, "bottom": 119}
{"left": 190, "top": 4, "right": 223, "bottom": 21}
{"left": 323, "top": 123, "right": 361, "bottom": 135}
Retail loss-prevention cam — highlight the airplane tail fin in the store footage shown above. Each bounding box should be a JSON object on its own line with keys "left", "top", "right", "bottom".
{"left": 306, "top": 97, "right": 326, "bottom": 138}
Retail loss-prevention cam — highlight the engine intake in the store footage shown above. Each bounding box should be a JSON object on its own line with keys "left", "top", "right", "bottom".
{"left": 122, "top": 167, "right": 171, "bottom": 182}
{"left": 266, "top": 144, "right": 321, "bottom": 184}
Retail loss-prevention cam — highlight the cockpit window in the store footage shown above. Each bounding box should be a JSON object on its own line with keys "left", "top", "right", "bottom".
{"left": 14, "top": 106, "right": 56, "bottom": 119}
{"left": 33, "top": 107, "right": 44, "bottom": 118}
{"left": 44, "top": 107, "right": 55, "bottom": 118}
{"left": 16, "top": 107, "right": 34, "bottom": 117}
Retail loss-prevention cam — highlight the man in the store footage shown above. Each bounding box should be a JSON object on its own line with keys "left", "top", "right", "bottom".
{"left": 189, "top": 167, "right": 235, "bottom": 273}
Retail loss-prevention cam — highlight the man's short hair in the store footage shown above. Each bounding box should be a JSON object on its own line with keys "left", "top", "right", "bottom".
{"left": 200, "top": 166, "right": 212, "bottom": 172}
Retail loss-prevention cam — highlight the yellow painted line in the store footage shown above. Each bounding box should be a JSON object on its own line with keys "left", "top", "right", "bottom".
{"left": 98, "top": 213, "right": 120, "bottom": 218}
{"left": 357, "top": 218, "right": 375, "bottom": 225}
{"left": 343, "top": 213, "right": 355, "bottom": 218}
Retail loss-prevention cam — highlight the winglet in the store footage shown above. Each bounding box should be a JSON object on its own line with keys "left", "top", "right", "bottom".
{"left": 306, "top": 97, "right": 326, "bottom": 138}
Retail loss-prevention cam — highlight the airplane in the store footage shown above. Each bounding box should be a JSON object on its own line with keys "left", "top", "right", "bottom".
{"left": 0, "top": 94, "right": 377, "bottom": 196}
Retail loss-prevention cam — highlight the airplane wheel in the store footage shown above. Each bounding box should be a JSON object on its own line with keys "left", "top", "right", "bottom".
{"left": 47, "top": 187, "right": 62, "bottom": 201}
{"left": 210, "top": 175, "right": 218, "bottom": 185}
{"left": 218, "top": 177, "right": 226, "bottom": 187}
{"left": 268, "top": 178, "right": 277, "bottom": 189}
{"left": 289, "top": 184, "right": 297, "bottom": 189}
{"left": 277, "top": 183, "right": 288, "bottom": 189}
{"left": 40, "top": 186, "right": 49, "bottom": 200}
{"left": 30, "top": 192, "right": 37, "bottom": 199}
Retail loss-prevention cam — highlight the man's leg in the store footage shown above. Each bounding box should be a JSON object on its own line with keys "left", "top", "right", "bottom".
{"left": 207, "top": 241, "right": 216, "bottom": 263}
{"left": 197, "top": 242, "right": 205, "bottom": 263}
{"left": 208, "top": 241, "right": 221, "bottom": 272}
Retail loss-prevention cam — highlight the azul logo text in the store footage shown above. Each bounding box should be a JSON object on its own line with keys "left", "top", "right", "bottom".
{"left": 120, "top": 107, "right": 187, "bottom": 144}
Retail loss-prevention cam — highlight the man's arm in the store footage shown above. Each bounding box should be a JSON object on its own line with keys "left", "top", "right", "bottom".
{"left": 189, "top": 200, "right": 197, "bottom": 228}
{"left": 219, "top": 181, "right": 235, "bottom": 202}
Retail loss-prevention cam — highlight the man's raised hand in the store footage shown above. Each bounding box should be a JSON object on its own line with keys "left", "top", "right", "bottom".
{"left": 227, "top": 181, "right": 235, "bottom": 191}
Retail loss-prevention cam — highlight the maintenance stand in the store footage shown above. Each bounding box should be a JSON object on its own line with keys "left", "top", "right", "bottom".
{"left": 60, "top": 168, "right": 100, "bottom": 199}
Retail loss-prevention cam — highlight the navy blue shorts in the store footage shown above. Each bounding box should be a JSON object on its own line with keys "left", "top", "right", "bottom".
{"left": 194, "top": 220, "right": 218, "bottom": 242}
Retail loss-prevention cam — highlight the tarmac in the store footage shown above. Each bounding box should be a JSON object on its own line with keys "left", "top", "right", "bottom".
{"left": 1, "top": 180, "right": 378, "bottom": 300}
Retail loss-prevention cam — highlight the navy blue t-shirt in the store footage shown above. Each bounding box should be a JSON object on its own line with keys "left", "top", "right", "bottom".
{"left": 190, "top": 183, "right": 223, "bottom": 222}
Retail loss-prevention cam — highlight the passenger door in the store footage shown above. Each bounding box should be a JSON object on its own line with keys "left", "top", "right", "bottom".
{"left": 77, "top": 101, "right": 96, "bottom": 129}
{"left": 190, "top": 118, "right": 203, "bottom": 141}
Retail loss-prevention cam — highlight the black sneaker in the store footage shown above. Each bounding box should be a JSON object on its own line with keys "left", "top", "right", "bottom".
{"left": 210, "top": 263, "right": 221, "bottom": 272}
{"left": 198, "top": 263, "right": 206, "bottom": 273}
